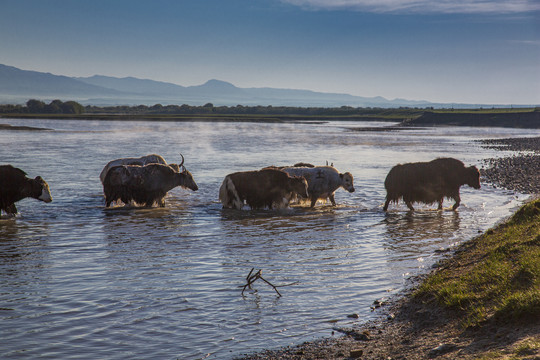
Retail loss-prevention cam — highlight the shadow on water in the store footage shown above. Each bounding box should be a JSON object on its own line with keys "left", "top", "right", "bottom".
{"left": 219, "top": 207, "right": 302, "bottom": 221}
{"left": 99, "top": 196, "right": 203, "bottom": 266}
{"left": 218, "top": 203, "right": 365, "bottom": 220}
{"left": 217, "top": 205, "right": 362, "bottom": 237}
{"left": 102, "top": 205, "right": 192, "bottom": 233}
{"left": 0, "top": 220, "right": 21, "bottom": 262}
{"left": 0, "top": 219, "right": 51, "bottom": 294}
{"left": 218, "top": 205, "right": 334, "bottom": 221}
{"left": 382, "top": 209, "right": 462, "bottom": 260}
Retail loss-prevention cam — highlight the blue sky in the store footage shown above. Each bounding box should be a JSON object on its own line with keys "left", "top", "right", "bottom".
{"left": 1, "top": 0, "right": 539, "bottom": 104}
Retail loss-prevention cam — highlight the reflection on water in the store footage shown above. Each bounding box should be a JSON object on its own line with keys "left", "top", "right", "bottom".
{"left": 382, "top": 210, "right": 462, "bottom": 276}
{"left": 0, "top": 119, "right": 537, "bottom": 359}
{"left": 384, "top": 210, "right": 461, "bottom": 247}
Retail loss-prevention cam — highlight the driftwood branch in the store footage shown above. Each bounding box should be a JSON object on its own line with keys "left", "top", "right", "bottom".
{"left": 241, "top": 268, "right": 298, "bottom": 297}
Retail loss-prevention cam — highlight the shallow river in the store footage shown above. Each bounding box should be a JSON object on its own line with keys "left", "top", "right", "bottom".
{"left": 0, "top": 118, "right": 537, "bottom": 359}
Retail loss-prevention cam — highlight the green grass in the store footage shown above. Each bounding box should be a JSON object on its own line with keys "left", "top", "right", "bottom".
{"left": 475, "top": 338, "right": 540, "bottom": 359}
{"left": 415, "top": 198, "right": 540, "bottom": 328}
{"left": 514, "top": 338, "right": 540, "bottom": 357}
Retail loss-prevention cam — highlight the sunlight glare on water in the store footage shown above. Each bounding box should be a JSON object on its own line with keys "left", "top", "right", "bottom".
{"left": 0, "top": 119, "right": 537, "bottom": 359}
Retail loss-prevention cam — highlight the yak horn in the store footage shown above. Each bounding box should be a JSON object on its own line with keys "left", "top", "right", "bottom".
{"left": 179, "top": 154, "right": 185, "bottom": 170}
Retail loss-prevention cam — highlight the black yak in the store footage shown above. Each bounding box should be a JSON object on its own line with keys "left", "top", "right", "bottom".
{"left": 0, "top": 165, "right": 52, "bottom": 215}
{"left": 219, "top": 168, "right": 308, "bottom": 210}
{"left": 100, "top": 154, "right": 184, "bottom": 184}
{"left": 383, "top": 157, "right": 480, "bottom": 211}
{"left": 103, "top": 163, "right": 198, "bottom": 207}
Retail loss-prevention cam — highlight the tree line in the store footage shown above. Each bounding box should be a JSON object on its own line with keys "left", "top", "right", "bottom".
{"left": 0, "top": 99, "right": 85, "bottom": 114}
{"left": 83, "top": 103, "right": 405, "bottom": 116}
{"left": 0, "top": 99, "right": 427, "bottom": 117}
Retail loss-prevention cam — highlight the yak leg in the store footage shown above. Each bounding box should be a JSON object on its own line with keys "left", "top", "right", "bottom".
{"left": 310, "top": 196, "right": 318, "bottom": 208}
{"left": 329, "top": 193, "right": 336, "bottom": 206}
{"left": 438, "top": 198, "right": 444, "bottom": 210}
{"left": 405, "top": 201, "right": 415, "bottom": 211}
{"left": 6, "top": 204, "right": 17, "bottom": 215}
{"left": 452, "top": 195, "right": 461, "bottom": 210}
{"left": 383, "top": 199, "right": 390, "bottom": 211}
{"left": 144, "top": 200, "right": 154, "bottom": 208}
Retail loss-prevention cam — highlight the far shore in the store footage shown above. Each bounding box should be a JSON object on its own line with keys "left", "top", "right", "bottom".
{"left": 1, "top": 107, "right": 539, "bottom": 128}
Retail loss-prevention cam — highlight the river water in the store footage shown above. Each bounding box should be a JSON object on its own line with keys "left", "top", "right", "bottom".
{"left": 0, "top": 118, "right": 537, "bottom": 359}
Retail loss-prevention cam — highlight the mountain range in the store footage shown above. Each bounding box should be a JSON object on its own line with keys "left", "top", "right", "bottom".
{"left": 0, "top": 64, "right": 473, "bottom": 108}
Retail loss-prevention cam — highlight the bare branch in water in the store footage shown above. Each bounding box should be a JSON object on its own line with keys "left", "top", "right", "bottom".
{"left": 241, "top": 268, "right": 298, "bottom": 297}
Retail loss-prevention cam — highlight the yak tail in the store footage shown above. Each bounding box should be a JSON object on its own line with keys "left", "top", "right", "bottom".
{"left": 219, "top": 176, "right": 243, "bottom": 209}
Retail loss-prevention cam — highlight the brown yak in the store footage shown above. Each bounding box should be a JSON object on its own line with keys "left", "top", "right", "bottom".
{"left": 383, "top": 157, "right": 480, "bottom": 211}
{"left": 219, "top": 168, "right": 309, "bottom": 210}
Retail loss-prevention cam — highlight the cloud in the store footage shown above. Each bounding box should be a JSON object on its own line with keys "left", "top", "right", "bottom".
{"left": 510, "top": 40, "right": 540, "bottom": 46}
{"left": 281, "top": 0, "right": 540, "bottom": 14}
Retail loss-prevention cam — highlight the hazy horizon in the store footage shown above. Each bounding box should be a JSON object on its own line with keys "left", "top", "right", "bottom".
{"left": 1, "top": 0, "right": 539, "bottom": 105}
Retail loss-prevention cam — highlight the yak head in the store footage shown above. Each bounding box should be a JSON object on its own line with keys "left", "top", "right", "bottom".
{"left": 289, "top": 176, "right": 309, "bottom": 198}
{"left": 340, "top": 172, "right": 355, "bottom": 193}
{"left": 33, "top": 176, "right": 53, "bottom": 203}
{"left": 466, "top": 166, "right": 481, "bottom": 189}
{"left": 176, "top": 154, "right": 198, "bottom": 191}
{"left": 180, "top": 169, "right": 198, "bottom": 191}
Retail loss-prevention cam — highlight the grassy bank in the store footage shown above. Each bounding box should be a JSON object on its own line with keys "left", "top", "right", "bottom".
{"left": 412, "top": 198, "right": 540, "bottom": 358}
{"left": 416, "top": 199, "right": 540, "bottom": 327}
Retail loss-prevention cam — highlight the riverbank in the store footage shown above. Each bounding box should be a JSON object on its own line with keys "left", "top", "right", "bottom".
{"left": 404, "top": 110, "right": 540, "bottom": 128}
{"left": 480, "top": 136, "right": 540, "bottom": 194}
{"left": 0, "top": 123, "right": 52, "bottom": 131}
{"left": 2, "top": 107, "right": 538, "bottom": 127}
{"left": 237, "top": 137, "right": 540, "bottom": 360}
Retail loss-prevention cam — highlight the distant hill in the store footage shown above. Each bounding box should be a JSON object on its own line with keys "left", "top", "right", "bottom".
{"left": 0, "top": 63, "right": 515, "bottom": 108}
{"left": 0, "top": 64, "right": 121, "bottom": 98}
{"left": 75, "top": 75, "right": 201, "bottom": 97}
{"left": 76, "top": 74, "right": 420, "bottom": 107}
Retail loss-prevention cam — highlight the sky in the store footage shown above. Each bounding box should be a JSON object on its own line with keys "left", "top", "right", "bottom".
{"left": 1, "top": 0, "right": 539, "bottom": 105}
